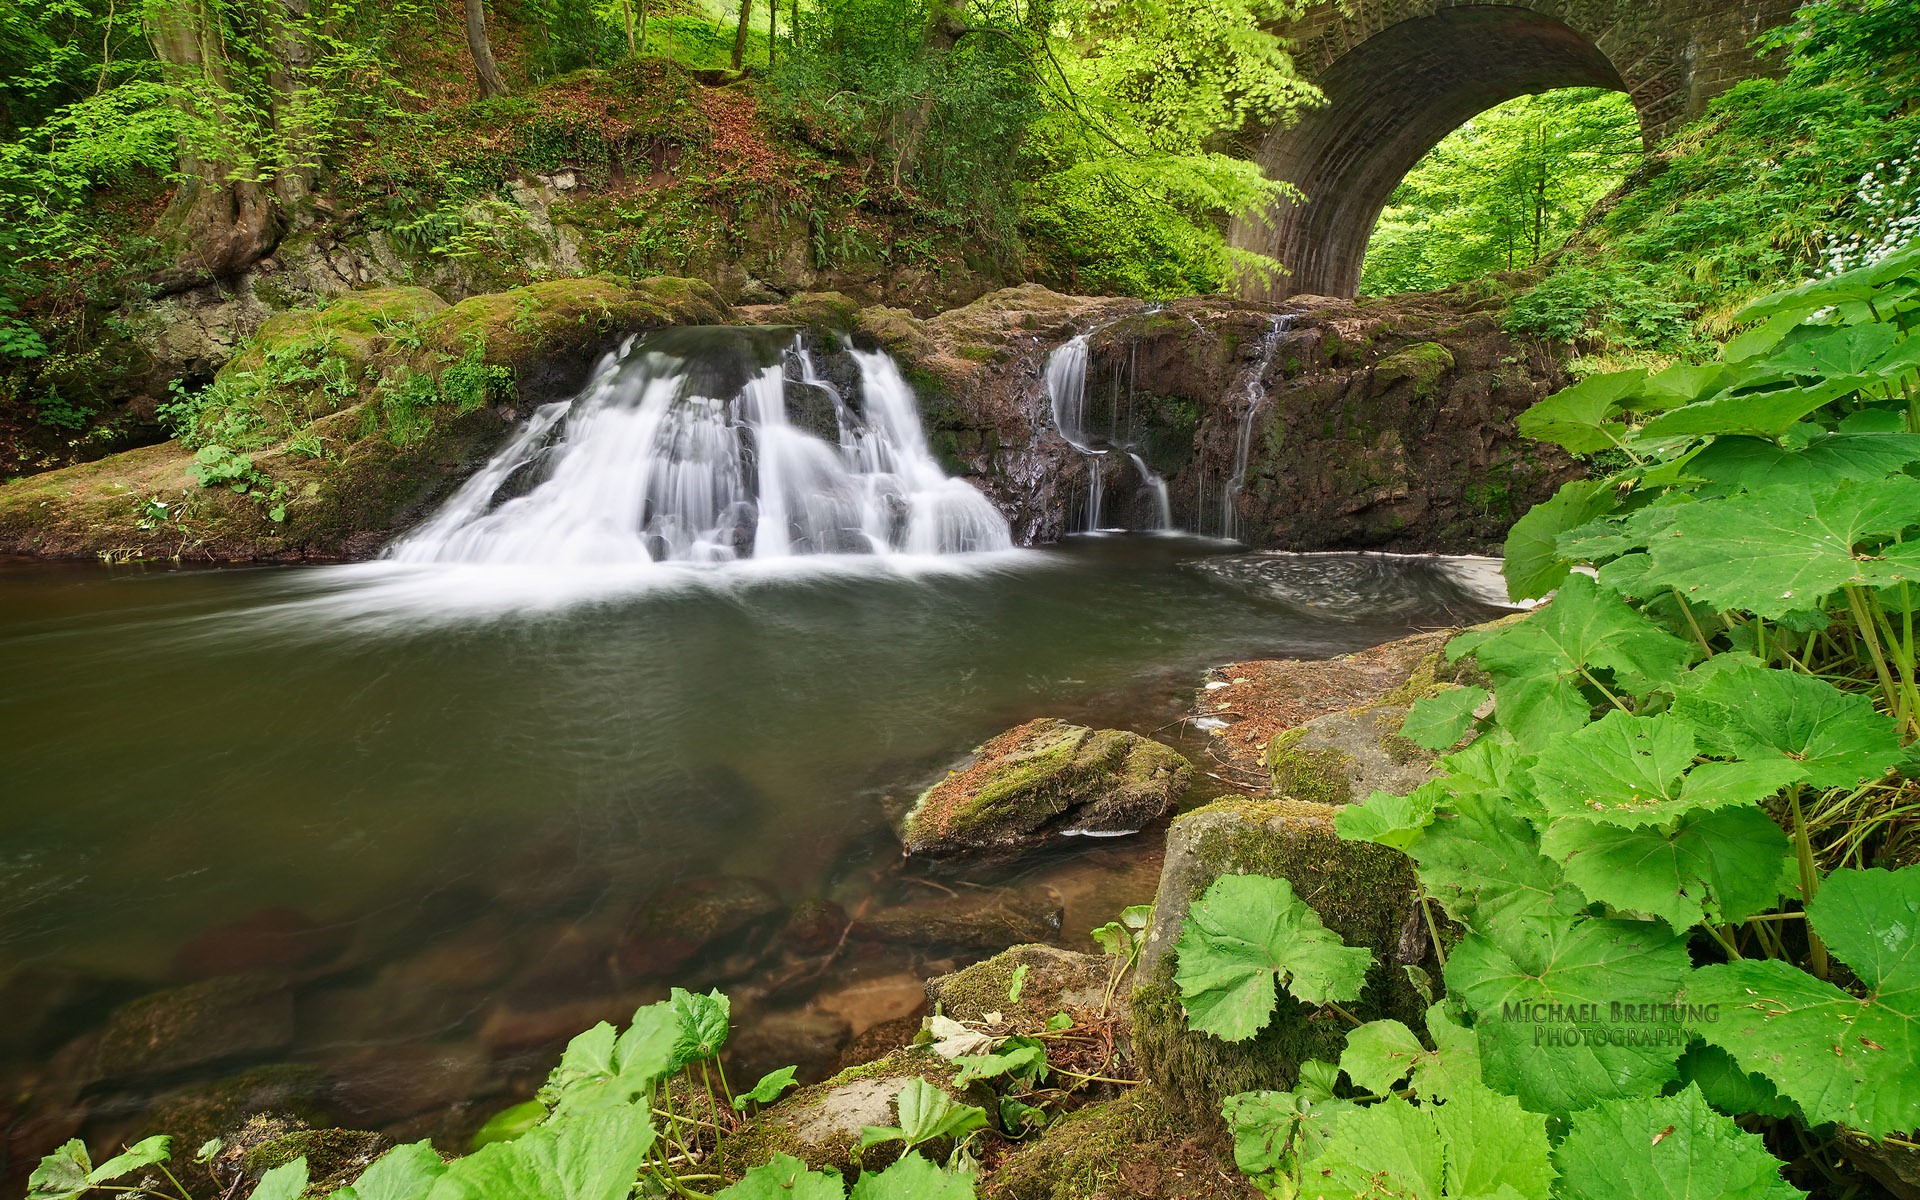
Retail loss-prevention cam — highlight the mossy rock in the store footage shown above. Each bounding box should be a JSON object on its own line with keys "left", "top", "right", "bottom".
{"left": 1130, "top": 798, "right": 1433, "bottom": 1125}
{"left": 226, "top": 288, "right": 449, "bottom": 377}
{"left": 926, "top": 944, "right": 1110, "bottom": 1027}
{"left": 232, "top": 1118, "right": 389, "bottom": 1196}
{"left": 1264, "top": 704, "right": 1437, "bottom": 804}
{"left": 138, "top": 1066, "right": 334, "bottom": 1192}
{"left": 903, "top": 719, "right": 1193, "bottom": 858}
{"left": 91, "top": 974, "right": 295, "bottom": 1083}
{"left": 708, "top": 1047, "right": 967, "bottom": 1182}
{"left": 983, "top": 1086, "right": 1252, "bottom": 1200}
{"left": 423, "top": 275, "right": 730, "bottom": 388}
{"left": 1372, "top": 341, "right": 1455, "bottom": 397}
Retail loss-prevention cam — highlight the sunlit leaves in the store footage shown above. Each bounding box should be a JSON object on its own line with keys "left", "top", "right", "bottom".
{"left": 423, "top": 1102, "right": 654, "bottom": 1200}
{"left": 1333, "top": 781, "right": 1443, "bottom": 851}
{"left": 330, "top": 1142, "right": 447, "bottom": 1200}
{"left": 716, "top": 1154, "right": 845, "bottom": 1200}
{"left": 1627, "top": 477, "right": 1920, "bottom": 618}
{"left": 1554, "top": 1086, "right": 1804, "bottom": 1200}
{"left": 669, "top": 987, "right": 730, "bottom": 1068}
{"left": 249, "top": 1161, "right": 309, "bottom": 1200}
{"left": 1294, "top": 1083, "right": 1554, "bottom": 1200}
{"left": 1502, "top": 478, "right": 1621, "bottom": 601}
{"left": 1172, "top": 873, "right": 1373, "bottom": 1042}
{"left": 858, "top": 1079, "right": 988, "bottom": 1151}
{"left": 1404, "top": 789, "right": 1586, "bottom": 928}
{"left": 733, "top": 1066, "right": 799, "bottom": 1111}
{"left": 1516, "top": 368, "right": 1647, "bottom": 453}
{"left": 1688, "top": 432, "right": 1920, "bottom": 492}
{"left": 1450, "top": 575, "right": 1696, "bottom": 744}
{"left": 847, "top": 1153, "right": 975, "bottom": 1200}
{"left": 1684, "top": 867, "right": 1920, "bottom": 1136}
{"left": 1529, "top": 711, "right": 1804, "bottom": 828}
{"left": 28, "top": 1142, "right": 98, "bottom": 1200}
{"left": 1671, "top": 658, "right": 1905, "bottom": 790}
{"left": 1400, "top": 686, "right": 1489, "bottom": 751}
{"left": 1445, "top": 916, "right": 1692, "bottom": 1114}
{"left": 1541, "top": 805, "right": 1795, "bottom": 928}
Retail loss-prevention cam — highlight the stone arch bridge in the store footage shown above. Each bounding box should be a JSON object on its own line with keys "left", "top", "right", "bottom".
{"left": 1232, "top": 0, "right": 1798, "bottom": 298}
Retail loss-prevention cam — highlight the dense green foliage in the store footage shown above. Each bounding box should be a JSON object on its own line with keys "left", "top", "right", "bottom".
{"left": 1502, "top": 0, "right": 1920, "bottom": 362}
{"left": 1187, "top": 237, "right": 1920, "bottom": 1199}
{"left": 1360, "top": 88, "right": 1642, "bottom": 296}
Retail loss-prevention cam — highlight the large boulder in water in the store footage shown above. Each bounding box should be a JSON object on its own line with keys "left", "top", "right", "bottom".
{"left": 902, "top": 719, "right": 1193, "bottom": 857}
{"left": 1129, "top": 797, "right": 1435, "bottom": 1127}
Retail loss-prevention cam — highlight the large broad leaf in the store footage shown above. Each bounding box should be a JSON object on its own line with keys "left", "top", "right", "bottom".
{"left": 1517, "top": 369, "right": 1646, "bottom": 454}
{"left": 1529, "top": 711, "right": 1804, "bottom": 829}
{"left": 859, "top": 1078, "right": 988, "bottom": 1150}
{"left": 1675, "top": 1044, "right": 1799, "bottom": 1120}
{"left": 1400, "top": 686, "right": 1490, "bottom": 751}
{"left": 330, "top": 1142, "right": 448, "bottom": 1200}
{"left": 1222, "top": 1086, "right": 1360, "bottom": 1183}
{"left": 1334, "top": 781, "right": 1444, "bottom": 852}
{"left": 669, "top": 987, "right": 730, "bottom": 1068}
{"left": 88, "top": 1137, "right": 172, "bottom": 1186}
{"left": 847, "top": 1154, "right": 974, "bottom": 1200}
{"left": 1634, "top": 477, "right": 1920, "bottom": 619}
{"left": 424, "top": 1103, "right": 655, "bottom": 1200}
{"left": 1338, "top": 1020, "right": 1430, "bottom": 1097}
{"left": 1639, "top": 379, "right": 1869, "bottom": 440}
{"left": 1407, "top": 789, "right": 1586, "bottom": 928}
{"left": 1296, "top": 1084, "right": 1553, "bottom": 1200}
{"left": 1502, "top": 479, "right": 1622, "bottom": 602}
{"left": 1689, "top": 433, "right": 1920, "bottom": 493}
{"left": 1445, "top": 916, "right": 1692, "bottom": 1115}
{"left": 716, "top": 1154, "right": 845, "bottom": 1200}
{"left": 1684, "top": 866, "right": 1920, "bottom": 1137}
{"left": 28, "top": 1141, "right": 94, "bottom": 1200}
{"left": 1554, "top": 1085, "right": 1803, "bottom": 1200}
{"left": 1540, "top": 805, "right": 1795, "bottom": 928}
{"left": 1450, "top": 575, "right": 1696, "bottom": 746}
{"left": 544, "top": 1002, "right": 677, "bottom": 1115}
{"left": 1671, "top": 659, "right": 1905, "bottom": 790}
{"left": 1173, "top": 873, "right": 1373, "bottom": 1042}
{"left": 250, "top": 1160, "right": 310, "bottom": 1200}
{"left": 1745, "top": 323, "right": 1901, "bottom": 384}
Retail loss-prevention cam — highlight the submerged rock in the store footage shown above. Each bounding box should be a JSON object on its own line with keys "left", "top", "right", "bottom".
{"left": 1130, "top": 798, "right": 1433, "bottom": 1126}
{"left": 902, "top": 719, "right": 1193, "bottom": 857}
{"left": 1265, "top": 703, "right": 1438, "bottom": 805}
{"left": 853, "top": 886, "right": 1064, "bottom": 952}
{"left": 89, "top": 974, "right": 295, "bottom": 1083}
{"left": 728, "top": 1009, "right": 853, "bottom": 1087}
{"left": 170, "top": 906, "right": 348, "bottom": 980}
{"left": 617, "top": 875, "right": 783, "bottom": 980}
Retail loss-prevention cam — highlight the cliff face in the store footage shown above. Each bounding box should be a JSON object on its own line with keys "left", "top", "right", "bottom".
{"left": 0, "top": 279, "right": 1574, "bottom": 562}
{"left": 822, "top": 283, "right": 1577, "bottom": 555}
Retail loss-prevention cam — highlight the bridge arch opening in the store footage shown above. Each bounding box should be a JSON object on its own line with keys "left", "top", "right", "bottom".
{"left": 1233, "top": 5, "right": 1645, "bottom": 299}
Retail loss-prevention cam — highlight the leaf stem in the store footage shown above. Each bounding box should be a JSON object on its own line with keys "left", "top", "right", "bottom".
{"left": 1324, "top": 1001, "right": 1365, "bottom": 1028}
{"left": 1672, "top": 588, "right": 1713, "bottom": 658}
{"left": 1845, "top": 585, "right": 1907, "bottom": 733}
{"left": 1788, "top": 786, "right": 1830, "bottom": 980}
{"left": 1418, "top": 886, "right": 1447, "bottom": 969}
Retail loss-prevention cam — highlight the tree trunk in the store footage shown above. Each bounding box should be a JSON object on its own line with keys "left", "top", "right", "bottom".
{"left": 619, "top": 0, "right": 637, "bottom": 54}
{"left": 465, "top": 0, "right": 509, "bottom": 99}
{"left": 766, "top": 0, "right": 775, "bottom": 65}
{"left": 145, "top": 0, "right": 282, "bottom": 284}
{"left": 731, "top": 0, "right": 753, "bottom": 71}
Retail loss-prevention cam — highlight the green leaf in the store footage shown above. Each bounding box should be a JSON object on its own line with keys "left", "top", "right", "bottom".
{"left": 732, "top": 1066, "right": 799, "bottom": 1111}
{"left": 250, "top": 1159, "right": 310, "bottom": 1200}
{"left": 998, "top": 1095, "right": 1047, "bottom": 1136}
{"left": 1632, "top": 477, "right": 1920, "bottom": 619}
{"left": 470, "top": 1102, "right": 547, "bottom": 1150}
{"left": 1553, "top": 1085, "right": 1803, "bottom": 1200}
{"left": 1501, "top": 478, "right": 1619, "bottom": 601}
{"left": 1334, "top": 781, "right": 1443, "bottom": 852}
{"left": 1297, "top": 1084, "right": 1553, "bottom": 1200}
{"left": 1172, "top": 873, "right": 1373, "bottom": 1042}
{"left": 28, "top": 1141, "right": 93, "bottom": 1200}
{"left": 424, "top": 1103, "right": 655, "bottom": 1200}
{"left": 1672, "top": 659, "right": 1905, "bottom": 791}
{"left": 1684, "top": 867, "right": 1920, "bottom": 1136}
{"left": 330, "top": 1142, "right": 448, "bottom": 1200}
{"left": 716, "top": 1154, "right": 845, "bottom": 1200}
{"left": 1530, "top": 711, "right": 1804, "bottom": 829}
{"left": 1407, "top": 789, "right": 1586, "bottom": 928}
{"left": 88, "top": 1137, "right": 171, "bottom": 1185}
{"left": 1400, "top": 686, "right": 1489, "bottom": 751}
{"left": 952, "top": 1037, "right": 1047, "bottom": 1087}
{"left": 1541, "top": 805, "right": 1794, "bottom": 928}
{"left": 1007, "top": 963, "right": 1029, "bottom": 1002}
{"left": 1675, "top": 1044, "right": 1798, "bottom": 1121}
{"left": 669, "top": 987, "right": 730, "bottom": 1068}
{"left": 858, "top": 1079, "right": 988, "bottom": 1151}
{"left": 1689, "top": 433, "right": 1920, "bottom": 493}
{"left": 1338, "top": 1020, "right": 1428, "bottom": 1096}
{"left": 1222, "top": 1087, "right": 1358, "bottom": 1182}
{"left": 1517, "top": 369, "right": 1646, "bottom": 453}
{"left": 848, "top": 1153, "right": 974, "bottom": 1200}
{"left": 1446, "top": 916, "right": 1692, "bottom": 1115}
{"left": 1451, "top": 575, "right": 1696, "bottom": 745}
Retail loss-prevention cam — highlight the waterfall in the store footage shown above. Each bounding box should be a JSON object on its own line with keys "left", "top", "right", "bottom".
{"left": 1126, "top": 452, "right": 1172, "bottom": 532}
{"left": 386, "top": 329, "right": 1011, "bottom": 565}
{"left": 1220, "top": 314, "right": 1292, "bottom": 542}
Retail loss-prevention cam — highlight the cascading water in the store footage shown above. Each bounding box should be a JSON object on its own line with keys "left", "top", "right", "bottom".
{"left": 387, "top": 328, "right": 1011, "bottom": 565}
{"left": 1220, "top": 314, "right": 1293, "bottom": 541}
{"left": 1126, "top": 452, "right": 1172, "bottom": 531}
{"left": 1044, "top": 329, "right": 1174, "bottom": 533}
